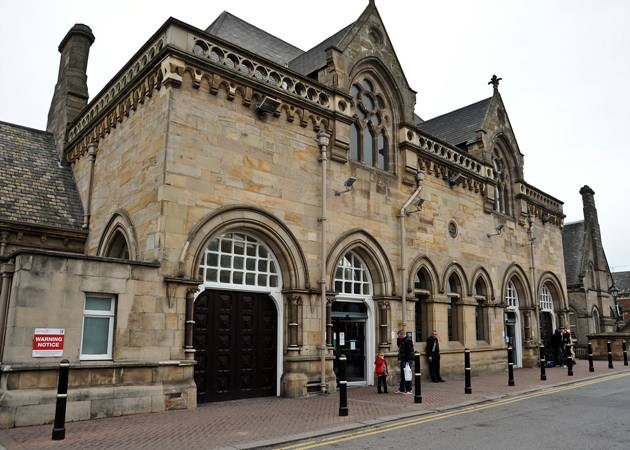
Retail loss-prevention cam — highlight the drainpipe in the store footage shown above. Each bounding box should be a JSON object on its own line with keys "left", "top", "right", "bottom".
{"left": 316, "top": 130, "right": 331, "bottom": 393}
{"left": 82, "top": 141, "right": 98, "bottom": 230}
{"left": 398, "top": 171, "right": 425, "bottom": 328}
{"left": 527, "top": 212, "right": 539, "bottom": 344}
{"left": 0, "top": 262, "right": 14, "bottom": 362}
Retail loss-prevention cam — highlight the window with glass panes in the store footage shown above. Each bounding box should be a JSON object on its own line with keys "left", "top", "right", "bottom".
{"left": 349, "top": 78, "right": 390, "bottom": 171}
{"left": 506, "top": 280, "right": 519, "bottom": 307}
{"left": 540, "top": 285, "right": 553, "bottom": 311}
{"left": 80, "top": 295, "right": 115, "bottom": 360}
{"left": 334, "top": 252, "right": 372, "bottom": 296}
{"left": 198, "top": 232, "right": 280, "bottom": 289}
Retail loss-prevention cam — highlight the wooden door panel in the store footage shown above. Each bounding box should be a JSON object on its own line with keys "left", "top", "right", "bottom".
{"left": 194, "top": 289, "right": 277, "bottom": 403}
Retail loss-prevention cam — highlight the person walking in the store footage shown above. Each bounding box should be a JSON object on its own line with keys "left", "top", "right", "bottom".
{"left": 561, "top": 327, "right": 572, "bottom": 367}
{"left": 396, "top": 330, "right": 414, "bottom": 394}
{"left": 551, "top": 329, "right": 563, "bottom": 367}
{"left": 374, "top": 352, "right": 388, "bottom": 394}
{"left": 426, "top": 330, "right": 445, "bottom": 382}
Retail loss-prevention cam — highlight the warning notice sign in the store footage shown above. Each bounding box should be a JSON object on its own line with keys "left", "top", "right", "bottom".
{"left": 32, "top": 328, "right": 64, "bottom": 357}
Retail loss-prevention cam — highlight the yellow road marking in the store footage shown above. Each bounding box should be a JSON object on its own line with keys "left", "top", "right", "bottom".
{"left": 276, "top": 372, "right": 630, "bottom": 450}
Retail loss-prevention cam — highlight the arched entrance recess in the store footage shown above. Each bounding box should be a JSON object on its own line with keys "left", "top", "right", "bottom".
{"left": 180, "top": 206, "right": 309, "bottom": 402}
{"left": 194, "top": 231, "right": 282, "bottom": 403}
{"left": 327, "top": 229, "right": 395, "bottom": 387}
{"left": 502, "top": 266, "right": 531, "bottom": 368}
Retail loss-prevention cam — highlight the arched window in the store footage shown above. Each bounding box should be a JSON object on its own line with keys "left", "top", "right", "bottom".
{"left": 592, "top": 307, "right": 601, "bottom": 333}
{"left": 414, "top": 268, "right": 431, "bottom": 342}
{"left": 540, "top": 285, "right": 553, "bottom": 311}
{"left": 474, "top": 277, "right": 488, "bottom": 342}
{"left": 506, "top": 280, "right": 519, "bottom": 308}
{"left": 349, "top": 77, "right": 390, "bottom": 171}
{"left": 492, "top": 147, "right": 512, "bottom": 216}
{"left": 104, "top": 229, "right": 130, "bottom": 259}
{"left": 334, "top": 251, "right": 372, "bottom": 296}
{"left": 198, "top": 232, "right": 280, "bottom": 289}
{"left": 447, "top": 273, "right": 462, "bottom": 342}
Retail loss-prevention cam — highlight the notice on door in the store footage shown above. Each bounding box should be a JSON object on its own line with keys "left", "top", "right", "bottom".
{"left": 339, "top": 332, "right": 345, "bottom": 346}
{"left": 32, "top": 328, "right": 64, "bottom": 357}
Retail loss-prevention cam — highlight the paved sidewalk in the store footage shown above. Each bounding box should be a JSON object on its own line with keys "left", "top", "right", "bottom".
{"left": 1, "top": 360, "right": 628, "bottom": 450}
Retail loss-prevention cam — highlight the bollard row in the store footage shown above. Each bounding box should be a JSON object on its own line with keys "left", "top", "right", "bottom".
{"left": 338, "top": 354, "right": 348, "bottom": 417}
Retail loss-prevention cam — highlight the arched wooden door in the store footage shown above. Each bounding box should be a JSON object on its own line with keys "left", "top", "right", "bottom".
{"left": 193, "top": 289, "right": 277, "bottom": 403}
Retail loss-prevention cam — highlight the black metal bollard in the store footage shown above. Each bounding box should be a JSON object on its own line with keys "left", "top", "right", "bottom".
{"left": 588, "top": 342, "right": 594, "bottom": 372}
{"left": 338, "top": 354, "right": 348, "bottom": 416}
{"left": 507, "top": 346, "right": 515, "bottom": 386}
{"left": 539, "top": 344, "right": 546, "bottom": 381}
{"left": 607, "top": 341, "right": 614, "bottom": 369}
{"left": 464, "top": 348, "right": 472, "bottom": 394}
{"left": 414, "top": 351, "right": 422, "bottom": 404}
{"left": 52, "top": 359, "right": 70, "bottom": 440}
{"left": 623, "top": 341, "right": 628, "bottom": 366}
{"left": 567, "top": 344, "right": 574, "bottom": 376}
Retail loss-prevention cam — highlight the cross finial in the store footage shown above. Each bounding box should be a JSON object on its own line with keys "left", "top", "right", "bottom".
{"left": 488, "top": 74, "right": 502, "bottom": 91}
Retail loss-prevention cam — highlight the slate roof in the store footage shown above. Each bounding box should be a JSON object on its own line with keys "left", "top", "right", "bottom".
{"left": 0, "top": 121, "right": 84, "bottom": 230}
{"left": 288, "top": 23, "right": 354, "bottom": 76}
{"left": 206, "top": 11, "right": 304, "bottom": 66}
{"left": 562, "top": 221, "right": 585, "bottom": 287}
{"left": 612, "top": 271, "right": 630, "bottom": 293}
{"left": 417, "top": 97, "right": 492, "bottom": 147}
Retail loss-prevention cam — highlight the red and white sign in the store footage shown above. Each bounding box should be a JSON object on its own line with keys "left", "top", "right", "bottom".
{"left": 32, "top": 328, "right": 65, "bottom": 357}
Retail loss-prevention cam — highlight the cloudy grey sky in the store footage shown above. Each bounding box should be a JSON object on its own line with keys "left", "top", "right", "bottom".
{"left": 1, "top": 0, "right": 629, "bottom": 271}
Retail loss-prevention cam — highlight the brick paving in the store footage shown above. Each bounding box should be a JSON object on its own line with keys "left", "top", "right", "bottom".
{"left": 0, "top": 360, "right": 628, "bottom": 450}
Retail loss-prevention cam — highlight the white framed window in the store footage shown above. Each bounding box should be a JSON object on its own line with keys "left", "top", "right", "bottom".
{"left": 80, "top": 295, "right": 115, "bottom": 360}
{"left": 506, "top": 280, "right": 519, "bottom": 308}
{"left": 334, "top": 252, "right": 372, "bottom": 296}
{"left": 198, "top": 232, "right": 280, "bottom": 289}
{"left": 540, "top": 285, "right": 553, "bottom": 311}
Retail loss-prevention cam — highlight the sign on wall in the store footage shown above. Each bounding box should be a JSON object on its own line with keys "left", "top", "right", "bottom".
{"left": 32, "top": 328, "right": 65, "bottom": 357}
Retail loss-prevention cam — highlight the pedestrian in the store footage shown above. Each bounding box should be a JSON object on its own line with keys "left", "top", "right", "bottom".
{"left": 551, "top": 329, "right": 563, "bottom": 367}
{"left": 426, "top": 330, "right": 445, "bottom": 382}
{"left": 561, "top": 327, "right": 572, "bottom": 367}
{"left": 396, "top": 330, "right": 414, "bottom": 394}
{"left": 374, "top": 351, "right": 388, "bottom": 394}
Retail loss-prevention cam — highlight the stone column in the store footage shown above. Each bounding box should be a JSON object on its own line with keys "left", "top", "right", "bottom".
{"left": 184, "top": 288, "right": 196, "bottom": 360}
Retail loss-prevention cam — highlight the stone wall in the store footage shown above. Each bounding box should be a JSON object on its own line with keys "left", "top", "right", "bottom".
{"left": 0, "top": 251, "right": 195, "bottom": 428}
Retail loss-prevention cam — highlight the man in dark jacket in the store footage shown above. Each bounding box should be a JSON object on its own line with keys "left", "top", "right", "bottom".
{"left": 426, "top": 330, "right": 445, "bottom": 382}
{"left": 396, "top": 330, "right": 414, "bottom": 393}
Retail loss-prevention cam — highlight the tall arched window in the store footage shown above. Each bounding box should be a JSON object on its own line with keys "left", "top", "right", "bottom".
{"left": 506, "top": 280, "right": 519, "bottom": 307}
{"left": 474, "top": 277, "right": 488, "bottom": 342}
{"left": 447, "top": 273, "right": 462, "bottom": 342}
{"left": 334, "top": 251, "right": 372, "bottom": 296}
{"left": 592, "top": 307, "right": 601, "bottom": 333}
{"left": 492, "top": 147, "right": 512, "bottom": 216}
{"left": 414, "top": 268, "right": 431, "bottom": 342}
{"left": 349, "top": 77, "right": 390, "bottom": 171}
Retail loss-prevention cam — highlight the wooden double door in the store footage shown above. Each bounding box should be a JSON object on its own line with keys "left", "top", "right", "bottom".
{"left": 193, "top": 289, "right": 277, "bottom": 403}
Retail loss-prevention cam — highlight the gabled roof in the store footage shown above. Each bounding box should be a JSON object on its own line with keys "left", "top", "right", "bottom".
{"left": 206, "top": 11, "right": 304, "bottom": 66}
{"left": 0, "top": 121, "right": 84, "bottom": 231}
{"left": 417, "top": 97, "right": 492, "bottom": 147}
{"left": 612, "top": 271, "right": 630, "bottom": 293}
{"left": 288, "top": 22, "right": 354, "bottom": 75}
{"left": 562, "top": 221, "right": 585, "bottom": 287}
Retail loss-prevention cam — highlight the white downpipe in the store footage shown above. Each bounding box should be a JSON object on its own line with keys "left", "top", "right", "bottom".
{"left": 317, "top": 130, "right": 331, "bottom": 393}
{"left": 398, "top": 173, "right": 424, "bottom": 328}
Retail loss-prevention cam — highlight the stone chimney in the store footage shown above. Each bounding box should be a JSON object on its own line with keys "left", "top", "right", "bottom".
{"left": 579, "top": 185, "right": 606, "bottom": 270}
{"left": 47, "top": 24, "right": 95, "bottom": 157}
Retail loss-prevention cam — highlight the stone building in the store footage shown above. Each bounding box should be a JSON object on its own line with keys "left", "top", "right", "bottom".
{"left": 562, "top": 186, "right": 617, "bottom": 345}
{"left": 611, "top": 271, "right": 630, "bottom": 325}
{"left": 0, "top": 1, "right": 569, "bottom": 427}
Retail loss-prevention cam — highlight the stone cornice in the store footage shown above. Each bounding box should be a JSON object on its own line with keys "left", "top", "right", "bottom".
{"left": 63, "top": 18, "right": 355, "bottom": 163}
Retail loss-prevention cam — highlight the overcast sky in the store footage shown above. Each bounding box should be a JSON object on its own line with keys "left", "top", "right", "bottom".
{"left": 1, "top": 0, "right": 629, "bottom": 272}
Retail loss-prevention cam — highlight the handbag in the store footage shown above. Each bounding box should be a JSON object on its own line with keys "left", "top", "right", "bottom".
{"left": 403, "top": 362, "right": 412, "bottom": 381}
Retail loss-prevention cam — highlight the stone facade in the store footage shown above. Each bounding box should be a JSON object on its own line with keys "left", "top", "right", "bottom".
{"left": 0, "top": 2, "right": 571, "bottom": 427}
